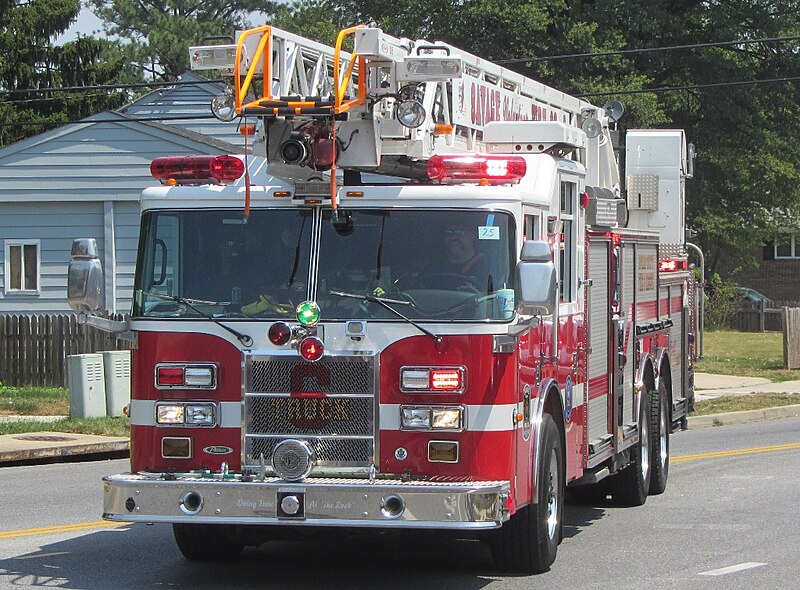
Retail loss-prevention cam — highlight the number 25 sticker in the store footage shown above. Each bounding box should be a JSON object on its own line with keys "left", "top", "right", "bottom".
{"left": 478, "top": 226, "right": 500, "bottom": 240}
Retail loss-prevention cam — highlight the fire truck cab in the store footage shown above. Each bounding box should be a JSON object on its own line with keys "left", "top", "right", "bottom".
{"left": 68, "top": 24, "right": 699, "bottom": 573}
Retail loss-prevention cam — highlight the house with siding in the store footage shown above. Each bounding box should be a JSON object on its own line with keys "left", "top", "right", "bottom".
{"left": 0, "top": 84, "right": 241, "bottom": 314}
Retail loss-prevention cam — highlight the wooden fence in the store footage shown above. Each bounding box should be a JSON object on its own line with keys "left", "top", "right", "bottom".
{"left": 0, "top": 314, "right": 130, "bottom": 388}
{"left": 733, "top": 300, "right": 800, "bottom": 332}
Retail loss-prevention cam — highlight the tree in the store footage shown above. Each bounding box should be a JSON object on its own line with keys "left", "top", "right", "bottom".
{"left": 0, "top": 0, "right": 141, "bottom": 147}
{"left": 88, "top": 0, "right": 283, "bottom": 79}
{"left": 275, "top": 0, "right": 800, "bottom": 275}
{"left": 204, "top": 0, "right": 800, "bottom": 273}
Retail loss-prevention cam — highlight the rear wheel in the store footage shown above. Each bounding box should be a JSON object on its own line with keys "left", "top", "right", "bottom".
{"left": 173, "top": 523, "right": 245, "bottom": 561}
{"left": 492, "top": 414, "right": 563, "bottom": 573}
{"left": 649, "top": 380, "right": 670, "bottom": 495}
{"left": 611, "top": 392, "right": 651, "bottom": 507}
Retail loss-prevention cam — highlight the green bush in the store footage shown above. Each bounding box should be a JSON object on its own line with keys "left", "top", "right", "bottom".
{"left": 704, "top": 274, "right": 741, "bottom": 329}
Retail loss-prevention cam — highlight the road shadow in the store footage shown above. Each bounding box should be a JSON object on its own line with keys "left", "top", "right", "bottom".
{"left": 561, "top": 487, "right": 610, "bottom": 541}
{"left": 562, "top": 503, "right": 608, "bottom": 541}
{"left": 0, "top": 524, "right": 510, "bottom": 590}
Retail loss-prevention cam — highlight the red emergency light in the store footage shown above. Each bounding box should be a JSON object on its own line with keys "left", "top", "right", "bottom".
{"left": 299, "top": 336, "right": 324, "bottom": 362}
{"left": 427, "top": 155, "right": 526, "bottom": 184}
{"left": 150, "top": 155, "right": 245, "bottom": 185}
{"left": 431, "top": 369, "right": 463, "bottom": 391}
{"left": 659, "top": 259, "right": 688, "bottom": 272}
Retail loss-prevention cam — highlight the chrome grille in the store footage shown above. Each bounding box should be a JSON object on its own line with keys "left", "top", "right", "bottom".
{"left": 244, "top": 355, "right": 376, "bottom": 471}
{"left": 249, "top": 437, "right": 373, "bottom": 465}
{"left": 248, "top": 358, "right": 373, "bottom": 394}
{"left": 248, "top": 396, "right": 373, "bottom": 437}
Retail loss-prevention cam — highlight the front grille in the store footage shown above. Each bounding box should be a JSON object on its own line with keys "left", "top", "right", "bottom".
{"left": 249, "top": 437, "right": 373, "bottom": 465}
{"left": 244, "top": 355, "right": 376, "bottom": 470}
{"left": 249, "top": 358, "right": 373, "bottom": 394}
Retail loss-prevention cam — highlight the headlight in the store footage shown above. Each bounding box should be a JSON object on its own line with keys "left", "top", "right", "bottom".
{"left": 185, "top": 404, "right": 216, "bottom": 426}
{"left": 157, "top": 404, "right": 185, "bottom": 424}
{"left": 432, "top": 408, "right": 463, "bottom": 429}
{"left": 400, "top": 406, "right": 464, "bottom": 431}
{"left": 401, "top": 407, "right": 431, "bottom": 429}
{"left": 156, "top": 402, "right": 217, "bottom": 426}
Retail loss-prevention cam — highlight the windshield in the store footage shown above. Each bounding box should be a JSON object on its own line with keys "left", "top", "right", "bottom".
{"left": 134, "top": 208, "right": 516, "bottom": 322}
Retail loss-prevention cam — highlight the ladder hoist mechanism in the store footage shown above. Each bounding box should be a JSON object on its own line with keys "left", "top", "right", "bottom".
{"left": 188, "top": 24, "right": 622, "bottom": 191}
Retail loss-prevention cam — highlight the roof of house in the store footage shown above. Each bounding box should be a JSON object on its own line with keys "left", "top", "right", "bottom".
{"left": 0, "top": 110, "right": 240, "bottom": 203}
{"left": 118, "top": 72, "right": 245, "bottom": 146}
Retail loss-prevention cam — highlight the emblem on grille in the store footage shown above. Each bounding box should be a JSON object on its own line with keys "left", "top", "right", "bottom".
{"left": 272, "top": 439, "right": 316, "bottom": 481}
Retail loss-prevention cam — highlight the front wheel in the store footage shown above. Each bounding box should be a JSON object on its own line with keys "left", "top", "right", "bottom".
{"left": 492, "top": 414, "right": 563, "bottom": 573}
{"left": 172, "top": 523, "right": 245, "bottom": 561}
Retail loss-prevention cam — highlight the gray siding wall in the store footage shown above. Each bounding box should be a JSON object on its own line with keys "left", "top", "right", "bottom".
{"left": 0, "top": 202, "right": 105, "bottom": 313}
{"left": 0, "top": 201, "right": 141, "bottom": 314}
{"left": 0, "top": 116, "right": 236, "bottom": 314}
{"left": 113, "top": 201, "right": 142, "bottom": 314}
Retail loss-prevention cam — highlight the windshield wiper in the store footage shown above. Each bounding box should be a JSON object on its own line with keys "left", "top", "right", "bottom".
{"left": 145, "top": 291, "right": 253, "bottom": 346}
{"left": 329, "top": 290, "right": 441, "bottom": 343}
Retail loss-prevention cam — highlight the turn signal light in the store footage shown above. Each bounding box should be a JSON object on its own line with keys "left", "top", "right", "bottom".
{"left": 428, "top": 440, "right": 459, "bottom": 463}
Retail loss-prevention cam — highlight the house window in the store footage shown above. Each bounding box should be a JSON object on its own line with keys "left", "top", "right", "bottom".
{"left": 4, "top": 240, "right": 40, "bottom": 293}
{"left": 774, "top": 234, "right": 800, "bottom": 259}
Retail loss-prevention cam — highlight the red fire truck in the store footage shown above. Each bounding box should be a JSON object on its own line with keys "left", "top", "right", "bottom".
{"left": 67, "top": 24, "right": 699, "bottom": 573}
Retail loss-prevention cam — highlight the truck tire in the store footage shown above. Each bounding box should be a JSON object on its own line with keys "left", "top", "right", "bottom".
{"left": 172, "top": 523, "right": 245, "bottom": 561}
{"left": 492, "top": 414, "right": 563, "bottom": 574}
{"left": 610, "top": 393, "right": 651, "bottom": 507}
{"left": 649, "top": 380, "right": 670, "bottom": 495}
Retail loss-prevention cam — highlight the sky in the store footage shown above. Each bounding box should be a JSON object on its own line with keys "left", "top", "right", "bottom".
{"left": 56, "top": 7, "right": 104, "bottom": 45}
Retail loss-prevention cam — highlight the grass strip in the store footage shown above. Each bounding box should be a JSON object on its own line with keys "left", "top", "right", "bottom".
{"left": 0, "top": 386, "right": 69, "bottom": 416}
{"left": 692, "top": 393, "right": 800, "bottom": 416}
{"left": 0, "top": 417, "right": 130, "bottom": 438}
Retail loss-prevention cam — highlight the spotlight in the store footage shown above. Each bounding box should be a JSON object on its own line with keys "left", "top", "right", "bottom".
{"left": 211, "top": 87, "right": 237, "bottom": 122}
{"left": 280, "top": 131, "right": 313, "bottom": 165}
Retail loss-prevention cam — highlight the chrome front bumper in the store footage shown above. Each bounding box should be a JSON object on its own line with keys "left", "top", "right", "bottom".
{"left": 103, "top": 473, "right": 511, "bottom": 530}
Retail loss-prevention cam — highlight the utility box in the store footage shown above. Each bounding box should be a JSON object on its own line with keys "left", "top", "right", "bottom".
{"left": 103, "top": 351, "right": 131, "bottom": 417}
{"left": 68, "top": 353, "right": 107, "bottom": 418}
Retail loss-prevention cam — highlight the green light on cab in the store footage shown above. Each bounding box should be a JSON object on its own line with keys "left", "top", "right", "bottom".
{"left": 296, "top": 300, "right": 321, "bottom": 326}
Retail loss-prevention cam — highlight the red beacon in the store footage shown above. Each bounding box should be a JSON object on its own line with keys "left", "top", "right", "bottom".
{"left": 150, "top": 155, "right": 245, "bottom": 185}
{"left": 427, "top": 155, "right": 526, "bottom": 184}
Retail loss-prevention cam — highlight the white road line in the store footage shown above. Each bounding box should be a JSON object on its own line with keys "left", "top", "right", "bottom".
{"left": 700, "top": 562, "right": 767, "bottom": 576}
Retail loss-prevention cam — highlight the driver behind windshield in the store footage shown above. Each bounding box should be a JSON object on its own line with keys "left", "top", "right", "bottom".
{"left": 443, "top": 222, "right": 492, "bottom": 291}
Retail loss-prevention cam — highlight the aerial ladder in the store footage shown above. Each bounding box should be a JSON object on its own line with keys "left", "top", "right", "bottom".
{"left": 189, "top": 24, "right": 620, "bottom": 187}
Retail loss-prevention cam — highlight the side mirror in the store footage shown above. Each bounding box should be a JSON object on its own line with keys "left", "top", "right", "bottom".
{"left": 67, "top": 238, "right": 104, "bottom": 312}
{"left": 515, "top": 240, "right": 557, "bottom": 316}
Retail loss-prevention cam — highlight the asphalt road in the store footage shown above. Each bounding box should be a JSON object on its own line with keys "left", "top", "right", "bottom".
{"left": 1, "top": 418, "right": 799, "bottom": 589}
